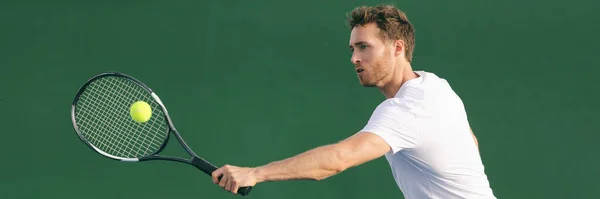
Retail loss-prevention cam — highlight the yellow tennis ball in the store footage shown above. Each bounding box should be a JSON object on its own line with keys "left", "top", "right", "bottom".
{"left": 130, "top": 101, "right": 152, "bottom": 123}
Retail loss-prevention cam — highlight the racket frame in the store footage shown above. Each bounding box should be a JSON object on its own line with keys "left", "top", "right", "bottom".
{"left": 71, "top": 72, "right": 167, "bottom": 161}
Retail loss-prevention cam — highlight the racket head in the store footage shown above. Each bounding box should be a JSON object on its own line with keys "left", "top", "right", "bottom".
{"left": 71, "top": 72, "right": 173, "bottom": 162}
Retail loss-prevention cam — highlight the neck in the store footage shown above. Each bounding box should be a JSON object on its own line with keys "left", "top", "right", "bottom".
{"left": 379, "top": 61, "right": 418, "bottom": 99}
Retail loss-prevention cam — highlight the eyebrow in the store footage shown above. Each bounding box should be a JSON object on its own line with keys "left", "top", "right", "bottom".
{"left": 349, "top": 41, "right": 368, "bottom": 48}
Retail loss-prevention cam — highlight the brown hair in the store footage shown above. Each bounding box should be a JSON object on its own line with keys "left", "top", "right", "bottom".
{"left": 347, "top": 5, "right": 415, "bottom": 62}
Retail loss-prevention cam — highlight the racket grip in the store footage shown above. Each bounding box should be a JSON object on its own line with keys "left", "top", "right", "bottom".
{"left": 191, "top": 156, "right": 219, "bottom": 175}
{"left": 191, "top": 156, "right": 254, "bottom": 197}
{"left": 234, "top": 185, "right": 253, "bottom": 197}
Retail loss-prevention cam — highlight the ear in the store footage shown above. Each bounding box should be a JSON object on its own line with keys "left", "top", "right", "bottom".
{"left": 393, "top": 39, "right": 405, "bottom": 57}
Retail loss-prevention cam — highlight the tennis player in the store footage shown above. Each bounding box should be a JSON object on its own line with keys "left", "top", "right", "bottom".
{"left": 212, "top": 4, "right": 496, "bottom": 198}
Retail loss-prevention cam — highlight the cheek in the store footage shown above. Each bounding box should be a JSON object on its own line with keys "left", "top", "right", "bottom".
{"left": 361, "top": 50, "right": 378, "bottom": 63}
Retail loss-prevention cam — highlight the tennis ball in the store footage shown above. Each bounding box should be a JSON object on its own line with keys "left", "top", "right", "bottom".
{"left": 130, "top": 101, "right": 152, "bottom": 123}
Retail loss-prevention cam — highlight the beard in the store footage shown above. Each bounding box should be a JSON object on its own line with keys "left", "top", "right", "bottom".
{"left": 358, "top": 58, "right": 392, "bottom": 87}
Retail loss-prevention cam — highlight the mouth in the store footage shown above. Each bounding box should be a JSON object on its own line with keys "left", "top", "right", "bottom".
{"left": 356, "top": 69, "right": 364, "bottom": 73}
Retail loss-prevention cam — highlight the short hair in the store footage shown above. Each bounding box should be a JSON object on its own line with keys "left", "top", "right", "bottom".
{"left": 347, "top": 5, "right": 416, "bottom": 62}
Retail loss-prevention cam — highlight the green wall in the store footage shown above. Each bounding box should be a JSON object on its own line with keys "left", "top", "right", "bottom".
{"left": 1, "top": 0, "right": 599, "bottom": 198}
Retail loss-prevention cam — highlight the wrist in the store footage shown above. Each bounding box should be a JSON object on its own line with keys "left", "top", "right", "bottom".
{"left": 253, "top": 166, "right": 267, "bottom": 183}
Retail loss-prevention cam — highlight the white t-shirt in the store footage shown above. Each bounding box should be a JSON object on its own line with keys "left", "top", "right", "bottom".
{"left": 360, "top": 71, "right": 496, "bottom": 199}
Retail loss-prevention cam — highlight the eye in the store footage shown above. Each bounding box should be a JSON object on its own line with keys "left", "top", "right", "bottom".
{"left": 359, "top": 44, "right": 368, "bottom": 50}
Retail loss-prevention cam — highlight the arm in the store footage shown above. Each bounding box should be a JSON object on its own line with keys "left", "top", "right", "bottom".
{"left": 255, "top": 132, "right": 390, "bottom": 182}
{"left": 212, "top": 99, "right": 416, "bottom": 194}
{"left": 211, "top": 132, "right": 391, "bottom": 194}
{"left": 470, "top": 127, "right": 479, "bottom": 149}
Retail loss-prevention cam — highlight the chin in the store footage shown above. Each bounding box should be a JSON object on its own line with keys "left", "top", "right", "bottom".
{"left": 362, "top": 84, "right": 377, "bottom": 87}
{"left": 358, "top": 79, "right": 377, "bottom": 87}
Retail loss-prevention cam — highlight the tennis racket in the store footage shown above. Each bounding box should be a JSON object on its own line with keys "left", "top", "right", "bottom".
{"left": 70, "top": 72, "right": 253, "bottom": 196}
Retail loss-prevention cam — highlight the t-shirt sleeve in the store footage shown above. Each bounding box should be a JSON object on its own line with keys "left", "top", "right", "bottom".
{"left": 359, "top": 99, "right": 422, "bottom": 154}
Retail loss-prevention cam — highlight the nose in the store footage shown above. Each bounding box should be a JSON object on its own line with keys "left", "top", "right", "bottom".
{"left": 351, "top": 52, "right": 360, "bottom": 64}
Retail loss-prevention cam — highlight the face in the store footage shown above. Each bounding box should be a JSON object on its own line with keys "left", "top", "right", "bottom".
{"left": 349, "top": 23, "right": 395, "bottom": 87}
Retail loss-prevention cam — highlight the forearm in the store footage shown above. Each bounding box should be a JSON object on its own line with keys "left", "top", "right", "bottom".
{"left": 255, "top": 144, "right": 348, "bottom": 182}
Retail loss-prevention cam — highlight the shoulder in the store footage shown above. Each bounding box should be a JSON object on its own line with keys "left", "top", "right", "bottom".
{"left": 389, "top": 70, "right": 453, "bottom": 115}
{"left": 368, "top": 98, "right": 417, "bottom": 124}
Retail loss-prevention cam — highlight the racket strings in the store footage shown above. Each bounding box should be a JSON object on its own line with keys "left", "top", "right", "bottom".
{"left": 82, "top": 82, "right": 134, "bottom": 156}
{"left": 103, "top": 77, "right": 165, "bottom": 156}
{"left": 79, "top": 79, "right": 143, "bottom": 158}
{"left": 84, "top": 81, "right": 145, "bottom": 156}
{"left": 75, "top": 76, "right": 169, "bottom": 159}
{"left": 117, "top": 80, "right": 165, "bottom": 156}
{"left": 84, "top": 80, "right": 142, "bottom": 156}
{"left": 102, "top": 79, "right": 154, "bottom": 156}
{"left": 82, "top": 77, "right": 165, "bottom": 158}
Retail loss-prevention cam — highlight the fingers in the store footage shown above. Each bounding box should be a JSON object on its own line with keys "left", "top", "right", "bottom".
{"left": 219, "top": 172, "right": 228, "bottom": 189}
{"left": 229, "top": 173, "right": 238, "bottom": 195}
{"left": 225, "top": 175, "right": 234, "bottom": 194}
{"left": 211, "top": 167, "right": 223, "bottom": 184}
{"left": 222, "top": 165, "right": 237, "bottom": 194}
{"left": 231, "top": 181, "right": 239, "bottom": 195}
{"left": 214, "top": 165, "right": 232, "bottom": 191}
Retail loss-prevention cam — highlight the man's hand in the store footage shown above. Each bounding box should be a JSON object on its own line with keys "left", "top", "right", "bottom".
{"left": 212, "top": 165, "right": 259, "bottom": 194}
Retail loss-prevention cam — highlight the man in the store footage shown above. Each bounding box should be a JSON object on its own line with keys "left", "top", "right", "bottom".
{"left": 211, "top": 4, "right": 496, "bottom": 199}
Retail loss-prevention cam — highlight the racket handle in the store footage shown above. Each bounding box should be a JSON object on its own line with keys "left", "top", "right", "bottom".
{"left": 233, "top": 185, "right": 253, "bottom": 197}
{"left": 191, "top": 156, "right": 254, "bottom": 197}
{"left": 191, "top": 156, "right": 219, "bottom": 175}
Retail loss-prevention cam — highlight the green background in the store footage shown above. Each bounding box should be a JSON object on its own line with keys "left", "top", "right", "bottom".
{"left": 1, "top": 0, "right": 598, "bottom": 198}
